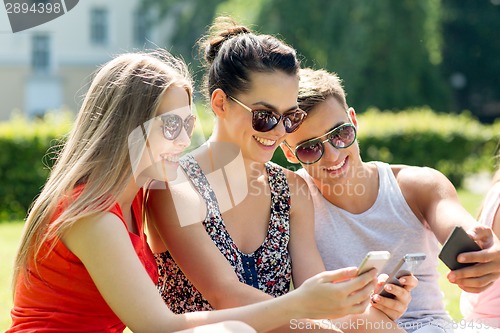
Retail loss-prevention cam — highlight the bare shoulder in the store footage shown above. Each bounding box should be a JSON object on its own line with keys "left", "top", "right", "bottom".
{"left": 392, "top": 164, "right": 453, "bottom": 191}
{"left": 146, "top": 172, "right": 207, "bottom": 229}
{"left": 391, "top": 164, "right": 459, "bottom": 217}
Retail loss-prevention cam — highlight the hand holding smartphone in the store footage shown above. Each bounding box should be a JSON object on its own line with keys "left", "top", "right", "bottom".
{"left": 375, "top": 252, "right": 426, "bottom": 299}
{"left": 438, "top": 226, "right": 481, "bottom": 270}
{"left": 357, "top": 251, "right": 391, "bottom": 275}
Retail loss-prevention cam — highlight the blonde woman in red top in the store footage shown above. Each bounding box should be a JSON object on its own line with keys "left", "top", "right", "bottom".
{"left": 7, "top": 50, "right": 381, "bottom": 333}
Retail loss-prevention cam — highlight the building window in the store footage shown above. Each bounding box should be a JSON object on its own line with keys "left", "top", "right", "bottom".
{"left": 32, "top": 34, "right": 50, "bottom": 72}
{"left": 133, "top": 9, "right": 151, "bottom": 46}
{"left": 90, "top": 8, "right": 108, "bottom": 45}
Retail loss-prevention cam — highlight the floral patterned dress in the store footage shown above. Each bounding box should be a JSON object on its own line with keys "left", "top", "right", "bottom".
{"left": 155, "top": 154, "right": 292, "bottom": 313}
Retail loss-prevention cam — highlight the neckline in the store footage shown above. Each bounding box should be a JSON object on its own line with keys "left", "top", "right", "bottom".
{"left": 185, "top": 155, "right": 278, "bottom": 256}
{"left": 115, "top": 192, "right": 143, "bottom": 240}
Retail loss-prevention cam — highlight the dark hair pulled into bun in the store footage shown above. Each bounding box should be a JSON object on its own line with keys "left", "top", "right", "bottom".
{"left": 198, "top": 16, "right": 299, "bottom": 101}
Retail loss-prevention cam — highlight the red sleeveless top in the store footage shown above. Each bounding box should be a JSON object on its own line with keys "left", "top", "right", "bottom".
{"left": 7, "top": 190, "right": 158, "bottom": 332}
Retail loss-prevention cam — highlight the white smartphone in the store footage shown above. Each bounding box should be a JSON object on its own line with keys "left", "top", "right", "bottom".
{"left": 375, "top": 252, "right": 426, "bottom": 299}
{"left": 357, "top": 251, "right": 391, "bottom": 275}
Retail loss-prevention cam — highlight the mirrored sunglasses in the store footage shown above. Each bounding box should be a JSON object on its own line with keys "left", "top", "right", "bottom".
{"left": 286, "top": 123, "right": 357, "bottom": 164}
{"left": 160, "top": 113, "right": 196, "bottom": 140}
{"left": 229, "top": 95, "right": 307, "bottom": 133}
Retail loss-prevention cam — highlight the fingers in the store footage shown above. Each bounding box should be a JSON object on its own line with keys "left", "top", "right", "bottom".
{"left": 300, "top": 269, "right": 378, "bottom": 319}
{"left": 399, "top": 275, "right": 418, "bottom": 291}
{"left": 370, "top": 277, "right": 413, "bottom": 321}
{"left": 317, "top": 267, "right": 359, "bottom": 283}
{"left": 458, "top": 248, "right": 492, "bottom": 264}
{"left": 447, "top": 261, "right": 500, "bottom": 291}
{"left": 371, "top": 295, "right": 405, "bottom": 321}
{"left": 376, "top": 273, "right": 389, "bottom": 285}
{"left": 449, "top": 273, "right": 498, "bottom": 293}
{"left": 467, "top": 225, "right": 495, "bottom": 249}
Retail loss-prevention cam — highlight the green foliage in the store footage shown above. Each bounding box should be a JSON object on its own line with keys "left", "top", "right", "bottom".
{"left": 441, "top": 0, "right": 500, "bottom": 121}
{"left": 272, "top": 108, "right": 500, "bottom": 186}
{"left": 0, "top": 112, "right": 73, "bottom": 220}
{"left": 256, "top": 0, "right": 453, "bottom": 113}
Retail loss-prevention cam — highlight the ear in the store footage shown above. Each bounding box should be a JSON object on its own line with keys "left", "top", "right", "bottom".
{"left": 280, "top": 142, "right": 300, "bottom": 164}
{"left": 211, "top": 88, "right": 227, "bottom": 119}
{"left": 347, "top": 107, "right": 358, "bottom": 128}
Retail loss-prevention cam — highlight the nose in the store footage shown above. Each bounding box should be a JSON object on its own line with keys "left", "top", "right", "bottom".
{"left": 174, "top": 127, "right": 191, "bottom": 150}
{"left": 323, "top": 139, "right": 341, "bottom": 160}
{"left": 271, "top": 117, "right": 287, "bottom": 137}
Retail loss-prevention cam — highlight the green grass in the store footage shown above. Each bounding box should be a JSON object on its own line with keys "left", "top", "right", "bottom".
{"left": 0, "top": 221, "right": 23, "bottom": 330}
{"left": 0, "top": 190, "right": 485, "bottom": 331}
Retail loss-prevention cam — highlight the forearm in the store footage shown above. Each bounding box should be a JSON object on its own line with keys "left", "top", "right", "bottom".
{"left": 208, "top": 284, "right": 315, "bottom": 333}
{"left": 208, "top": 282, "right": 275, "bottom": 309}
{"left": 330, "top": 306, "right": 404, "bottom": 333}
{"left": 179, "top": 292, "right": 300, "bottom": 333}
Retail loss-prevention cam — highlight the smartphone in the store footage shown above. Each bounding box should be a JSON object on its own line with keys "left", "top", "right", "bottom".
{"left": 438, "top": 226, "right": 482, "bottom": 270}
{"left": 357, "top": 251, "right": 391, "bottom": 275}
{"left": 375, "top": 252, "right": 426, "bottom": 299}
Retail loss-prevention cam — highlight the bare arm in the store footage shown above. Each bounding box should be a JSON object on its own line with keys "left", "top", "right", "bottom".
{"left": 286, "top": 170, "right": 326, "bottom": 287}
{"left": 63, "top": 213, "right": 381, "bottom": 332}
{"left": 146, "top": 184, "right": 276, "bottom": 309}
{"left": 397, "top": 166, "right": 500, "bottom": 293}
{"left": 288, "top": 168, "right": 413, "bottom": 324}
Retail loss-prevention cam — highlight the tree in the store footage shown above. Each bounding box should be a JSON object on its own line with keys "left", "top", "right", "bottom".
{"left": 441, "top": 0, "right": 500, "bottom": 122}
{"left": 256, "top": 0, "right": 452, "bottom": 113}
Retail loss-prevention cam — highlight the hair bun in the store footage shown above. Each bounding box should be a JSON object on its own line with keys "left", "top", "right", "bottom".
{"left": 201, "top": 17, "right": 251, "bottom": 65}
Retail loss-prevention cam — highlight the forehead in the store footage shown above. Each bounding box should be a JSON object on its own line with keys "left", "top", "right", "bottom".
{"left": 156, "top": 85, "right": 191, "bottom": 116}
{"left": 289, "top": 97, "right": 348, "bottom": 142}
{"left": 246, "top": 71, "right": 299, "bottom": 106}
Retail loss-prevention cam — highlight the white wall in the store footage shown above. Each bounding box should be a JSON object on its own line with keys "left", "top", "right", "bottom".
{"left": 0, "top": 0, "right": 165, "bottom": 120}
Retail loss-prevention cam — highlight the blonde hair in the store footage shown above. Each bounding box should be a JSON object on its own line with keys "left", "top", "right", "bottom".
{"left": 13, "top": 50, "right": 192, "bottom": 291}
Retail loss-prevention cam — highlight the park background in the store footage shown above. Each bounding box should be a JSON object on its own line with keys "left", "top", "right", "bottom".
{"left": 0, "top": 0, "right": 499, "bottom": 330}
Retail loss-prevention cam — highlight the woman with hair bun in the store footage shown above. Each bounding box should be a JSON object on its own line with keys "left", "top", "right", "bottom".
{"left": 7, "top": 49, "right": 377, "bottom": 333}
{"left": 147, "top": 17, "right": 412, "bottom": 332}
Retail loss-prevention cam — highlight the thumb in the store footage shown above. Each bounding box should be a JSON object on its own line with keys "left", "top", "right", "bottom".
{"left": 468, "top": 225, "right": 493, "bottom": 249}
{"left": 317, "top": 267, "right": 359, "bottom": 283}
{"left": 376, "top": 273, "right": 389, "bottom": 287}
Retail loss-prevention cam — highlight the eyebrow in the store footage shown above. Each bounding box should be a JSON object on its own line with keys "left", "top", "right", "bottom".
{"left": 253, "top": 101, "right": 299, "bottom": 113}
{"left": 297, "top": 121, "right": 346, "bottom": 146}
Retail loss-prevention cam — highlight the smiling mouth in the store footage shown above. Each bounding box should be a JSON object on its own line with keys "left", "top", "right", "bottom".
{"left": 253, "top": 135, "right": 276, "bottom": 147}
{"left": 161, "top": 154, "right": 180, "bottom": 163}
{"left": 326, "top": 157, "right": 347, "bottom": 171}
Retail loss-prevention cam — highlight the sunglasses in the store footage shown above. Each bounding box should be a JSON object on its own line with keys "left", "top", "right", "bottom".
{"left": 229, "top": 96, "right": 307, "bottom": 133}
{"left": 284, "top": 123, "right": 357, "bottom": 164}
{"left": 160, "top": 113, "right": 196, "bottom": 140}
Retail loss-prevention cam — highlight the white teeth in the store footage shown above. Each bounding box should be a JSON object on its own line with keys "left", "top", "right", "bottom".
{"left": 326, "top": 158, "right": 346, "bottom": 171}
{"left": 254, "top": 136, "right": 276, "bottom": 146}
{"left": 162, "top": 154, "right": 180, "bottom": 163}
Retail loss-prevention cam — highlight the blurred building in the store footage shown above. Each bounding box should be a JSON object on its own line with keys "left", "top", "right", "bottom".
{"left": 0, "top": 0, "right": 174, "bottom": 120}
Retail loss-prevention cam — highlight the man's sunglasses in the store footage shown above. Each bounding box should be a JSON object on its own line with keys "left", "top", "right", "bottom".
{"left": 160, "top": 113, "right": 196, "bottom": 140}
{"left": 229, "top": 96, "right": 307, "bottom": 133}
{"left": 284, "top": 123, "right": 357, "bottom": 164}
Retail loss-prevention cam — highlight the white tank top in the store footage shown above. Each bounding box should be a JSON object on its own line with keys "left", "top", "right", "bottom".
{"left": 297, "top": 162, "right": 452, "bottom": 332}
{"left": 460, "top": 182, "right": 500, "bottom": 326}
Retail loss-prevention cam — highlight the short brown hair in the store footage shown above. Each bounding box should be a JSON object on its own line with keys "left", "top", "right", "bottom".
{"left": 298, "top": 68, "right": 348, "bottom": 114}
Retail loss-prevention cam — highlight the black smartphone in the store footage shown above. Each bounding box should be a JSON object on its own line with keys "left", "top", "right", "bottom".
{"left": 438, "top": 225, "right": 482, "bottom": 270}
{"left": 375, "top": 253, "right": 426, "bottom": 299}
{"left": 357, "top": 251, "right": 391, "bottom": 275}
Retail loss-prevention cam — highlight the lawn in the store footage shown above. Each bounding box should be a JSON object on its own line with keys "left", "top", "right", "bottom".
{"left": 0, "top": 189, "right": 484, "bottom": 330}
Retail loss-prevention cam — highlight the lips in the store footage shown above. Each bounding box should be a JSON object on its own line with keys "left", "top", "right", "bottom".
{"left": 326, "top": 157, "right": 347, "bottom": 171}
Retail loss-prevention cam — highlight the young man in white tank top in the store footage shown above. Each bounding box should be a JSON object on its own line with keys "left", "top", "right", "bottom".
{"left": 280, "top": 68, "right": 500, "bottom": 333}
